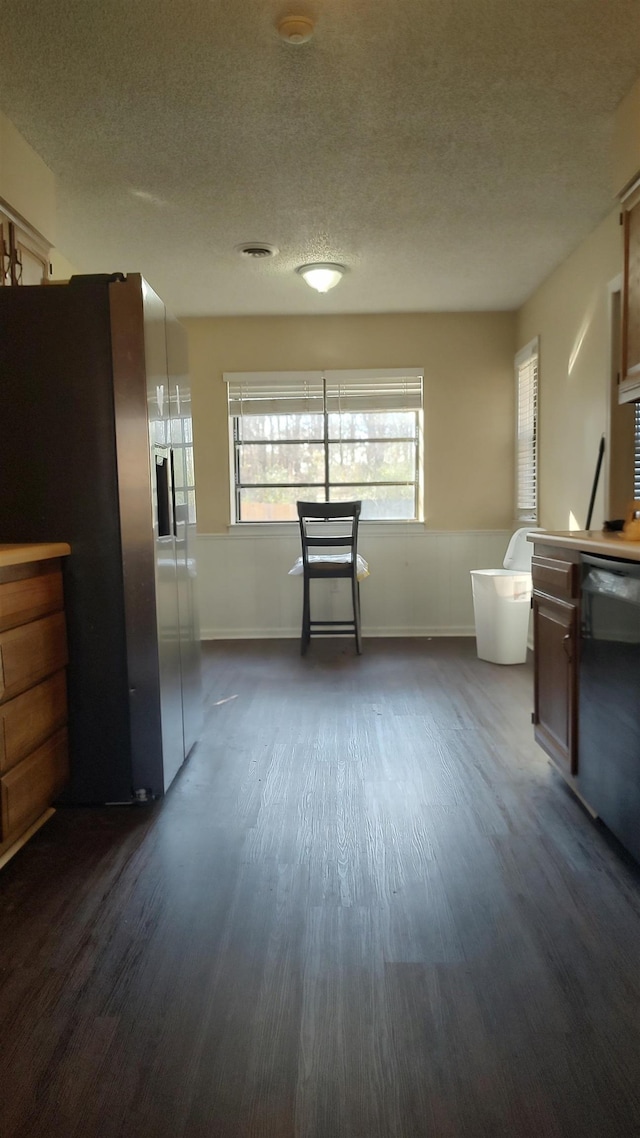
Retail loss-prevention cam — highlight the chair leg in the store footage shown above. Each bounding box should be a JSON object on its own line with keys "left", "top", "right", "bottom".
{"left": 301, "top": 574, "right": 310, "bottom": 655}
{"left": 352, "top": 575, "right": 362, "bottom": 655}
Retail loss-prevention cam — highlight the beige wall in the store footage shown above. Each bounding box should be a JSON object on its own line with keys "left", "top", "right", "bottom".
{"left": 183, "top": 312, "right": 517, "bottom": 534}
{"left": 50, "top": 248, "right": 78, "bottom": 279}
{"left": 0, "top": 110, "right": 56, "bottom": 242}
{"left": 517, "top": 210, "right": 622, "bottom": 532}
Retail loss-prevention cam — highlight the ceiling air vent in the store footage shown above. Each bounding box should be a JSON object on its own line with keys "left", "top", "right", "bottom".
{"left": 237, "top": 243, "right": 279, "bottom": 259}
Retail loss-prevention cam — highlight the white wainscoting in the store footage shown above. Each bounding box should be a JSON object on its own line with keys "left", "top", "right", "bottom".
{"left": 196, "top": 526, "right": 511, "bottom": 639}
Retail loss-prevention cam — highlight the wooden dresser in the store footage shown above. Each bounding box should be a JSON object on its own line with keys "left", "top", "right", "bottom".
{"left": 0, "top": 543, "right": 71, "bottom": 866}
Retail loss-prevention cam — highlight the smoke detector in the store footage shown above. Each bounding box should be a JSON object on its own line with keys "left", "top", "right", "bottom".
{"left": 236, "top": 243, "right": 279, "bottom": 259}
{"left": 277, "top": 15, "right": 314, "bottom": 44}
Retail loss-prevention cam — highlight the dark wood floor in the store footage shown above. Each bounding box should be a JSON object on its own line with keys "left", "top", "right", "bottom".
{"left": 2, "top": 639, "right": 640, "bottom": 1137}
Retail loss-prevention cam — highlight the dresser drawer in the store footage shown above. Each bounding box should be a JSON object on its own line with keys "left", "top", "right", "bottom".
{"left": 0, "top": 567, "right": 64, "bottom": 633}
{"left": 0, "top": 612, "right": 68, "bottom": 704}
{"left": 0, "top": 727, "right": 69, "bottom": 841}
{"left": 0, "top": 670, "right": 67, "bottom": 773}
{"left": 532, "top": 555, "right": 578, "bottom": 599}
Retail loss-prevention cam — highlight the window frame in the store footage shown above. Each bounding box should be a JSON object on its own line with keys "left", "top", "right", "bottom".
{"left": 514, "top": 338, "right": 539, "bottom": 524}
{"left": 225, "top": 370, "right": 424, "bottom": 524}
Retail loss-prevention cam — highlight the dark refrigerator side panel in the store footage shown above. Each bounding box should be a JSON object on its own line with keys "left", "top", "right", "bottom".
{"left": 0, "top": 282, "right": 133, "bottom": 802}
{"left": 109, "top": 276, "right": 165, "bottom": 797}
{"left": 142, "top": 281, "right": 185, "bottom": 790}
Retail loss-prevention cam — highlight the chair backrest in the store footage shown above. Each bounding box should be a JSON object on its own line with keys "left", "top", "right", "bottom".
{"left": 296, "top": 501, "right": 361, "bottom": 568}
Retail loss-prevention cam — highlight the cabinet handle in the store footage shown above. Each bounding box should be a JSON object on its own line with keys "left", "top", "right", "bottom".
{"left": 563, "top": 632, "right": 572, "bottom": 659}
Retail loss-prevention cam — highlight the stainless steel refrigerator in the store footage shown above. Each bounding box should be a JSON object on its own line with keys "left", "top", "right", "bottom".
{"left": 0, "top": 273, "right": 201, "bottom": 803}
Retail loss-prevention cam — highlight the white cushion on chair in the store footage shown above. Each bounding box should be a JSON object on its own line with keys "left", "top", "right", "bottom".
{"left": 288, "top": 554, "right": 370, "bottom": 580}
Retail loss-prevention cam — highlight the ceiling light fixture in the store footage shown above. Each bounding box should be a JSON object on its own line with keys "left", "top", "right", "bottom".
{"left": 277, "top": 15, "right": 315, "bottom": 44}
{"left": 296, "top": 263, "right": 346, "bottom": 293}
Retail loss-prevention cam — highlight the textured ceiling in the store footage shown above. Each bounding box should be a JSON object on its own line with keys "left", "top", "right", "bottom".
{"left": 1, "top": 0, "right": 640, "bottom": 317}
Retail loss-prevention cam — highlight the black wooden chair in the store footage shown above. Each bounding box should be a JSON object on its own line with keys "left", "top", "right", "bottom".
{"left": 296, "top": 500, "right": 363, "bottom": 656}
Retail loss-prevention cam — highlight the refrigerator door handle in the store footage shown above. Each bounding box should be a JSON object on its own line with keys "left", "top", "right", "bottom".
{"left": 170, "top": 448, "right": 178, "bottom": 538}
{"left": 154, "top": 445, "right": 173, "bottom": 538}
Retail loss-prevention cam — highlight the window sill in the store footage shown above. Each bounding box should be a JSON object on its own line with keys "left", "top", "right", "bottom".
{"left": 226, "top": 520, "right": 426, "bottom": 537}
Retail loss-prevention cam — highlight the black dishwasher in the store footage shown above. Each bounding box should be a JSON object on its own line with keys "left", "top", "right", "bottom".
{"left": 580, "top": 553, "right": 640, "bottom": 861}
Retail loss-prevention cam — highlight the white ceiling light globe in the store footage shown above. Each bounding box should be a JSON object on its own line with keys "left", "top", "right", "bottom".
{"left": 296, "top": 263, "right": 346, "bottom": 293}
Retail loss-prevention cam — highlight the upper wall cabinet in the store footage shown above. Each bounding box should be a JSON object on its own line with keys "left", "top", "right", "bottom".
{"left": 0, "top": 207, "right": 50, "bottom": 287}
{"left": 620, "top": 184, "right": 640, "bottom": 403}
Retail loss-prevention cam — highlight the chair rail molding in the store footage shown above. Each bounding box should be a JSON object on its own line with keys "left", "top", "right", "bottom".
{"left": 195, "top": 529, "right": 511, "bottom": 639}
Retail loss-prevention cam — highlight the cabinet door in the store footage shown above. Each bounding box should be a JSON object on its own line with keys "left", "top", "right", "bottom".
{"left": 12, "top": 229, "right": 49, "bottom": 285}
{"left": 0, "top": 211, "right": 50, "bottom": 287}
{"left": 533, "top": 593, "right": 578, "bottom": 774}
{"left": 620, "top": 194, "right": 640, "bottom": 401}
{"left": 0, "top": 220, "right": 11, "bottom": 285}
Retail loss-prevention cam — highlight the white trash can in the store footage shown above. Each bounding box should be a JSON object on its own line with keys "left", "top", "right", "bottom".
{"left": 470, "top": 569, "right": 532, "bottom": 664}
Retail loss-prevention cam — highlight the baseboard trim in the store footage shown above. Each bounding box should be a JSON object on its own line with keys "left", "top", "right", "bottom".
{"left": 200, "top": 626, "right": 476, "bottom": 640}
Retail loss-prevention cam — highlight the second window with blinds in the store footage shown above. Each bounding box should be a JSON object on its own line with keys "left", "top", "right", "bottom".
{"left": 515, "top": 339, "right": 539, "bottom": 523}
{"left": 225, "top": 369, "right": 424, "bottom": 522}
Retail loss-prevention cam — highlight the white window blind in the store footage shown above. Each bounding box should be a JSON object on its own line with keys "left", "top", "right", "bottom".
{"left": 324, "top": 370, "right": 423, "bottom": 413}
{"left": 225, "top": 371, "right": 324, "bottom": 417}
{"left": 515, "top": 340, "right": 539, "bottom": 522}
{"left": 224, "top": 369, "right": 423, "bottom": 414}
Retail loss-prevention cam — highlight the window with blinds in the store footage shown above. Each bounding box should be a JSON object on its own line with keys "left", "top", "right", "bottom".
{"left": 515, "top": 340, "right": 539, "bottom": 523}
{"left": 224, "top": 369, "right": 424, "bottom": 522}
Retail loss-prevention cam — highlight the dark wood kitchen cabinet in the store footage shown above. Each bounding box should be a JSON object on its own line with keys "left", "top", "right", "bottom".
{"left": 620, "top": 185, "right": 640, "bottom": 402}
{"left": 0, "top": 544, "right": 70, "bottom": 867}
{"left": 530, "top": 531, "right": 640, "bottom": 866}
{"left": 0, "top": 207, "right": 50, "bottom": 287}
{"left": 531, "top": 549, "right": 580, "bottom": 776}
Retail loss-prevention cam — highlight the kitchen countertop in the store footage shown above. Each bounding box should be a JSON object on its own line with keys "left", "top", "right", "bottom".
{"left": 528, "top": 530, "right": 640, "bottom": 562}
{"left": 0, "top": 543, "right": 71, "bottom": 568}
